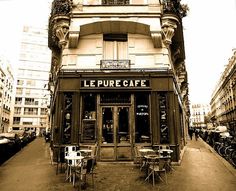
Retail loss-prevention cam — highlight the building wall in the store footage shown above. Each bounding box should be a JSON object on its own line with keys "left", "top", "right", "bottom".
{"left": 210, "top": 49, "right": 236, "bottom": 136}
{"left": 0, "top": 56, "right": 14, "bottom": 133}
{"left": 191, "top": 104, "right": 210, "bottom": 129}
{"left": 48, "top": 0, "right": 189, "bottom": 162}
{"left": 11, "top": 26, "right": 51, "bottom": 135}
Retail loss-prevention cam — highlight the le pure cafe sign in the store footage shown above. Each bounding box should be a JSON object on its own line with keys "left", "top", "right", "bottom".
{"left": 81, "top": 79, "right": 150, "bottom": 88}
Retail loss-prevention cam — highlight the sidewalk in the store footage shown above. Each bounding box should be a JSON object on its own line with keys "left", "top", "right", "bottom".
{"left": 0, "top": 137, "right": 236, "bottom": 191}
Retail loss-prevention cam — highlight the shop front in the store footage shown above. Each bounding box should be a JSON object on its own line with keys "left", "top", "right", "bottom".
{"left": 52, "top": 71, "right": 184, "bottom": 162}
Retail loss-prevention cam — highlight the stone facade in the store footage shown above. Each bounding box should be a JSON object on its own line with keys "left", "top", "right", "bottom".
{"left": 48, "top": 0, "right": 189, "bottom": 162}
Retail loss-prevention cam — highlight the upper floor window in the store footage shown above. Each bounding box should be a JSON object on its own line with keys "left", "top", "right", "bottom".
{"left": 102, "top": 0, "right": 129, "bottom": 5}
{"left": 103, "top": 34, "right": 128, "bottom": 60}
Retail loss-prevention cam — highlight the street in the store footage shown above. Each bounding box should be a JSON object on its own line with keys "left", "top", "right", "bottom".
{"left": 0, "top": 137, "right": 236, "bottom": 191}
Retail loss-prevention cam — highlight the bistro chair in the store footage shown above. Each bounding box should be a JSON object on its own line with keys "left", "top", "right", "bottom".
{"left": 65, "top": 150, "right": 84, "bottom": 187}
{"left": 145, "top": 155, "right": 167, "bottom": 186}
{"left": 65, "top": 145, "right": 79, "bottom": 156}
{"left": 55, "top": 147, "right": 66, "bottom": 174}
{"left": 133, "top": 146, "right": 143, "bottom": 167}
{"left": 81, "top": 157, "right": 97, "bottom": 188}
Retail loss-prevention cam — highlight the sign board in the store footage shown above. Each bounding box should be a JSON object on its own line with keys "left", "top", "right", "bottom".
{"left": 81, "top": 79, "right": 150, "bottom": 88}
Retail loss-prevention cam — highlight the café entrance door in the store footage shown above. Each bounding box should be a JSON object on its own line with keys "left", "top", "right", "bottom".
{"left": 99, "top": 106, "right": 132, "bottom": 161}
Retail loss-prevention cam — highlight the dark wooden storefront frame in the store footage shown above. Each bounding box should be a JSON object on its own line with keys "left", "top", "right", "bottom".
{"left": 51, "top": 70, "right": 183, "bottom": 162}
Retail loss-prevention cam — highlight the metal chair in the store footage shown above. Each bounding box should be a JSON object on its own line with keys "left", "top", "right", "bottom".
{"left": 145, "top": 155, "right": 167, "bottom": 186}
{"left": 65, "top": 150, "right": 83, "bottom": 187}
{"left": 82, "top": 157, "right": 96, "bottom": 187}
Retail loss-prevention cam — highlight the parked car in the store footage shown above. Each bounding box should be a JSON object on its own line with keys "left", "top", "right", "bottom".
{"left": 0, "top": 137, "right": 11, "bottom": 164}
{"left": 0, "top": 133, "right": 22, "bottom": 155}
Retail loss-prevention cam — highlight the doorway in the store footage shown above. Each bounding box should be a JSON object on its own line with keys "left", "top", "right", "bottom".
{"left": 99, "top": 106, "right": 132, "bottom": 161}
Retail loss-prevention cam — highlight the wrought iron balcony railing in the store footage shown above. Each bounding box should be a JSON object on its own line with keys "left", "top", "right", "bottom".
{"left": 100, "top": 60, "right": 130, "bottom": 70}
{"left": 102, "top": 0, "right": 129, "bottom": 5}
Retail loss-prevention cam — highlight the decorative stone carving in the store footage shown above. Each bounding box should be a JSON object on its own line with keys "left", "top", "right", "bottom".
{"left": 172, "top": 46, "right": 181, "bottom": 63}
{"left": 175, "top": 61, "right": 185, "bottom": 77}
{"left": 55, "top": 24, "right": 69, "bottom": 49}
{"left": 69, "top": 31, "right": 80, "bottom": 48}
{"left": 48, "top": 0, "right": 72, "bottom": 51}
{"left": 151, "top": 31, "right": 162, "bottom": 48}
{"left": 161, "top": 19, "right": 177, "bottom": 46}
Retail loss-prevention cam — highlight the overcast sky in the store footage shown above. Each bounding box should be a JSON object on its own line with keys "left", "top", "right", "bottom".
{"left": 0, "top": 0, "right": 236, "bottom": 105}
{"left": 182, "top": 0, "right": 236, "bottom": 104}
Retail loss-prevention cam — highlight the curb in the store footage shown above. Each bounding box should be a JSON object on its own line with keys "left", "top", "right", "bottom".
{"left": 201, "top": 138, "right": 236, "bottom": 177}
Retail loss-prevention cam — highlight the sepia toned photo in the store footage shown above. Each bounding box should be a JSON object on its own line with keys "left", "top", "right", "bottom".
{"left": 0, "top": 0, "right": 236, "bottom": 190}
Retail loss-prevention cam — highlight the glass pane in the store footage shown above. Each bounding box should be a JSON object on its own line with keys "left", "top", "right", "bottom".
{"left": 82, "top": 93, "right": 96, "bottom": 119}
{"left": 135, "top": 93, "right": 150, "bottom": 143}
{"left": 118, "top": 107, "right": 129, "bottom": 143}
{"left": 100, "top": 93, "right": 130, "bottom": 103}
{"left": 102, "top": 108, "right": 114, "bottom": 143}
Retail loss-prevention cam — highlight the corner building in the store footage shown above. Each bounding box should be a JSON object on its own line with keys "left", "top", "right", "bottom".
{"left": 48, "top": 0, "right": 190, "bottom": 162}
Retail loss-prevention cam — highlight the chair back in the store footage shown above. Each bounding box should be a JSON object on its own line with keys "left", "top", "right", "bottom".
{"left": 90, "top": 143, "right": 98, "bottom": 158}
{"left": 65, "top": 145, "right": 79, "bottom": 155}
{"left": 158, "top": 159, "right": 165, "bottom": 170}
{"left": 134, "top": 146, "right": 141, "bottom": 157}
{"left": 86, "top": 158, "right": 95, "bottom": 173}
{"left": 159, "top": 145, "right": 170, "bottom": 150}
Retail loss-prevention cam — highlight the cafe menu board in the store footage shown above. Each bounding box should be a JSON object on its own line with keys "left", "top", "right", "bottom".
{"left": 82, "top": 119, "right": 96, "bottom": 142}
{"left": 159, "top": 93, "right": 169, "bottom": 144}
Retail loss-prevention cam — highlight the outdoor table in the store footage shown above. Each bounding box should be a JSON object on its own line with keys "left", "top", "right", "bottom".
{"left": 65, "top": 155, "right": 84, "bottom": 186}
{"left": 144, "top": 154, "right": 160, "bottom": 181}
{"left": 138, "top": 148, "right": 155, "bottom": 170}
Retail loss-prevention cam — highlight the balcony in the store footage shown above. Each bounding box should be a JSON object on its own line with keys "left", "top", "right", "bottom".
{"left": 102, "top": 0, "right": 129, "bottom": 5}
{"left": 100, "top": 60, "right": 130, "bottom": 70}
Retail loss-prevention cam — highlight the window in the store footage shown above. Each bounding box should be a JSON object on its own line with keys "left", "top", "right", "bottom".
{"left": 40, "top": 108, "right": 47, "bottom": 115}
{"left": 16, "top": 88, "right": 23, "bottom": 94}
{"left": 135, "top": 93, "right": 150, "bottom": 143}
{"left": 17, "top": 80, "right": 24, "bottom": 85}
{"left": 15, "top": 97, "right": 22, "bottom": 104}
{"left": 82, "top": 93, "right": 96, "bottom": 119}
{"left": 159, "top": 93, "right": 169, "bottom": 144}
{"left": 81, "top": 93, "right": 96, "bottom": 143}
{"left": 63, "top": 93, "right": 73, "bottom": 144}
{"left": 24, "top": 108, "right": 38, "bottom": 115}
{"left": 13, "top": 117, "right": 20, "bottom": 124}
{"left": 14, "top": 107, "right": 21, "bottom": 114}
{"left": 103, "top": 34, "right": 128, "bottom": 60}
{"left": 100, "top": 93, "right": 130, "bottom": 104}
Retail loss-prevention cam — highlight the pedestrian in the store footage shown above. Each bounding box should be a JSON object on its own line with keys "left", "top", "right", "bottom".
{"left": 195, "top": 129, "right": 199, "bottom": 141}
{"left": 188, "top": 127, "right": 193, "bottom": 140}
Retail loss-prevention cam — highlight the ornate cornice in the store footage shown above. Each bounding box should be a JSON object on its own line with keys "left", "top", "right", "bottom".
{"left": 51, "top": 0, "right": 72, "bottom": 17}
{"left": 161, "top": 0, "right": 189, "bottom": 19}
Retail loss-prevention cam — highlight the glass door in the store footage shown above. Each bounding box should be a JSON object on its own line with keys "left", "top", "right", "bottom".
{"left": 100, "top": 106, "right": 131, "bottom": 160}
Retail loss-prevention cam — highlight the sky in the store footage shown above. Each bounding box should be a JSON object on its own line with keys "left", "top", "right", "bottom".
{"left": 0, "top": 0, "right": 236, "bottom": 105}
{"left": 0, "top": 0, "right": 51, "bottom": 65}
{"left": 182, "top": 0, "right": 236, "bottom": 104}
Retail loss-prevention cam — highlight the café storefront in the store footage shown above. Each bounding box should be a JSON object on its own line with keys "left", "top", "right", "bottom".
{"left": 51, "top": 70, "right": 184, "bottom": 162}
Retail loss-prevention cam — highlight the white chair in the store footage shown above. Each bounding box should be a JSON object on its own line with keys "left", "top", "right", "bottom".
{"left": 65, "top": 150, "right": 84, "bottom": 187}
